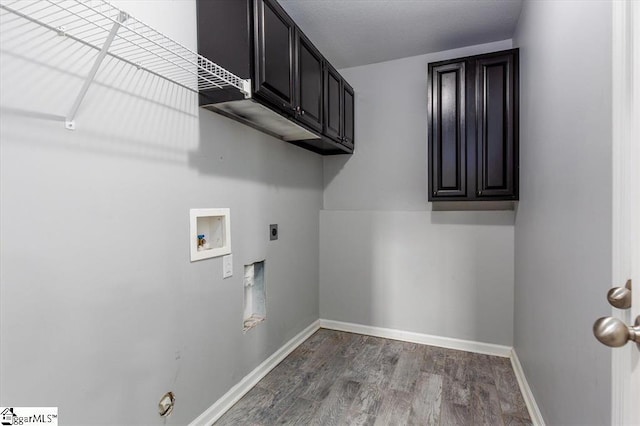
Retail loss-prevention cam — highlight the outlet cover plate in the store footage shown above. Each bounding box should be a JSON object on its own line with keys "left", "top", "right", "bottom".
{"left": 223, "top": 254, "right": 233, "bottom": 278}
{"left": 269, "top": 224, "right": 278, "bottom": 241}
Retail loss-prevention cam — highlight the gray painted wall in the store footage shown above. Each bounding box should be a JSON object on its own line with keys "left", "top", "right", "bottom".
{"left": 320, "top": 210, "right": 515, "bottom": 345}
{"left": 0, "top": 1, "right": 321, "bottom": 424}
{"left": 321, "top": 40, "right": 516, "bottom": 346}
{"left": 513, "top": 1, "right": 612, "bottom": 424}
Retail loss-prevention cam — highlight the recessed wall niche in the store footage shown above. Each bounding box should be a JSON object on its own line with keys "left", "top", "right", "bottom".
{"left": 189, "top": 208, "right": 231, "bottom": 261}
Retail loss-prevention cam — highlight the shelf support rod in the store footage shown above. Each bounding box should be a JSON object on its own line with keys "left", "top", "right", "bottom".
{"left": 65, "top": 11, "right": 128, "bottom": 130}
{"left": 241, "top": 80, "right": 252, "bottom": 99}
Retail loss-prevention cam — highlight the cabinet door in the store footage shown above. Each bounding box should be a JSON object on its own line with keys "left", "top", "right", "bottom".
{"left": 429, "top": 61, "right": 466, "bottom": 198}
{"left": 295, "top": 31, "right": 323, "bottom": 132}
{"left": 324, "top": 63, "right": 342, "bottom": 143}
{"left": 475, "top": 51, "right": 518, "bottom": 198}
{"left": 342, "top": 81, "right": 354, "bottom": 149}
{"left": 254, "top": 0, "right": 295, "bottom": 112}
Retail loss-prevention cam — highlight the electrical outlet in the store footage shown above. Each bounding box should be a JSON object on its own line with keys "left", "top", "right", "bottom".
{"left": 223, "top": 254, "right": 233, "bottom": 278}
{"left": 269, "top": 224, "right": 278, "bottom": 241}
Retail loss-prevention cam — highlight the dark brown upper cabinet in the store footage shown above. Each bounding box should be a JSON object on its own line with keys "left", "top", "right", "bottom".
{"left": 324, "top": 63, "right": 354, "bottom": 149}
{"left": 429, "top": 61, "right": 467, "bottom": 198}
{"left": 324, "top": 63, "right": 342, "bottom": 142}
{"left": 295, "top": 30, "right": 323, "bottom": 133}
{"left": 475, "top": 53, "right": 517, "bottom": 198}
{"left": 196, "top": 0, "right": 354, "bottom": 155}
{"left": 342, "top": 81, "right": 355, "bottom": 149}
{"left": 254, "top": 0, "right": 296, "bottom": 112}
{"left": 428, "top": 48, "right": 519, "bottom": 202}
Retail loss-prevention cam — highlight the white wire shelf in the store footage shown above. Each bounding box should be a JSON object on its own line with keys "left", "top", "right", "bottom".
{"left": 0, "top": 0, "right": 251, "bottom": 129}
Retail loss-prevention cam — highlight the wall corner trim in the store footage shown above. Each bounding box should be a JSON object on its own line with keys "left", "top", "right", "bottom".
{"left": 510, "top": 348, "right": 546, "bottom": 426}
{"left": 189, "top": 319, "right": 321, "bottom": 426}
{"left": 319, "top": 319, "right": 512, "bottom": 357}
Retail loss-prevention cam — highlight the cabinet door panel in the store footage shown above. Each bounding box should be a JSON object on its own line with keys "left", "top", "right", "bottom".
{"left": 324, "top": 64, "right": 342, "bottom": 142}
{"left": 476, "top": 52, "right": 517, "bottom": 198}
{"left": 430, "top": 62, "right": 466, "bottom": 198}
{"left": 342, "top": 83, "right": 354, "bottom": 148}
{"left": 255, "top": 0, "right": 295, "bottom": 110}
{"left": 296, "top": 31, "right": 323, "bottom": 132}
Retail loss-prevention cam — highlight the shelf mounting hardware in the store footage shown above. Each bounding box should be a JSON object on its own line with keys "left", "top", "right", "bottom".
{"left": 65, "top": 10, "right": 128, "bottom": 130}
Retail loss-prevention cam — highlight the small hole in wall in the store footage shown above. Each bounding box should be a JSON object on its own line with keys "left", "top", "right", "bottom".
{"left": 243, "top": 261, "right": 265, "bottom": 332}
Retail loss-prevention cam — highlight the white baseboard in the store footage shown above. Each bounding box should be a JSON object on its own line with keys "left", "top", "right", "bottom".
{"left": 510, "top": 348, "right": 545, "bottom": 426}
{"left": 189, "top": 320, "right": 321, "bottom": 426}
{"left": 319, "top": 319, "right": 512, "bottom": 357}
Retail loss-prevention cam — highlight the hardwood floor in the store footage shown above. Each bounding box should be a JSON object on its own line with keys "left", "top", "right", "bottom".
{"left": 215, "top": 329, "right": 532, "bottom": 425}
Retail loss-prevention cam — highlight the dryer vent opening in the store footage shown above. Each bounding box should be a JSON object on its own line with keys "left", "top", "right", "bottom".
{"left": 243, "top": 261, "right": 265, "bottom": 332}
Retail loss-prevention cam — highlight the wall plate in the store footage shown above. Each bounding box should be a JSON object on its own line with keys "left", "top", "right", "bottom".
{"left": 223, "top": 254, "right": 233, "bottom": 278}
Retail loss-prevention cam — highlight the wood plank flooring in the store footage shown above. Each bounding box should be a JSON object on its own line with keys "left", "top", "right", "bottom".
{"left": 215, "top": 329, "right": 532, "bottom": 425}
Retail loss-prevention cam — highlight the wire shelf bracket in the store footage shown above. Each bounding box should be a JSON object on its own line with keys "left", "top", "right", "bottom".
{"left": 64, "top": 10, "right": 126, "bottom": 130}
{"left": 0, "top": 0, "right": 252, "bottom": 130}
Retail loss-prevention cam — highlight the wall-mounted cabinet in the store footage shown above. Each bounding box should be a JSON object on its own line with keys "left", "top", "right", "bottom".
{"left": 428, "top": 48, "right": 519, "bottom": 202}
{"left": 324, "top": 63, "right": 342, "bottom": 143}
{"left": 196, "top": 0, "right": 354, "bottom": 155}
{"left": 324, "top": 63, "right": 354, "bottom": 150}
{"left": 324, "top": 64, "right": 355, "bottom": 150}
{"left": 295, "top": 30, "right": 324, "bottom": 133}
{"left": 254, "top": 0, "right": 296, "bottom": 112}
{"left": 342, "top": 82, "right": 355, "bottom": 149}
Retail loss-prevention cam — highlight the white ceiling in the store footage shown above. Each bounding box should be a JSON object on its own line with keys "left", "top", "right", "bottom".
{"left": 278, "top": 0, "right": 523, "bottom": 69}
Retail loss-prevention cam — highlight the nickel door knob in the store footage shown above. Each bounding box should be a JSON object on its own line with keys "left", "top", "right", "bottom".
{"left": 607, "top": 279, "right": 632, "bottom": 309}
{"left": 593, "top": 316, "right": 640, "bottom": 347}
